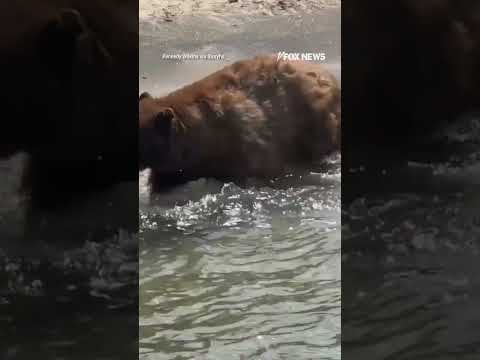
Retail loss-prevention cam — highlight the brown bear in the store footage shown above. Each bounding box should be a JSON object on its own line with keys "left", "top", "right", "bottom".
{"left": 139, "top": 55, "right": 341, "bottom": 191}
{"left": 0, "top": 1, "right": 138, "bottom": 211}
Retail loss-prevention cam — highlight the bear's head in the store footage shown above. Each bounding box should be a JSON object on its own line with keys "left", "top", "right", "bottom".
{"left": 139, "top": 92, "right": 185, "bottom": 172}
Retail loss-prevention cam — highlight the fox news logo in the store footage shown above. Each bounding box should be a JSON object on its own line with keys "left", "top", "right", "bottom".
{"left": 277, "top": 52, "right": 326, "bottom": 61}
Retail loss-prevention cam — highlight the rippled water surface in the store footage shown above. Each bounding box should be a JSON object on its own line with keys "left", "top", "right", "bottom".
{"left": 0, "top": 154, "right": 138, "bottom": 359}
{"left": 140, "top": 159, "right": 341, "bottom": 359}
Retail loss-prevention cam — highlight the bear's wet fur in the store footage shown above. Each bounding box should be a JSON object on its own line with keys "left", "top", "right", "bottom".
{"left": 139, "top": 55, "right": 341, "bottom": 191}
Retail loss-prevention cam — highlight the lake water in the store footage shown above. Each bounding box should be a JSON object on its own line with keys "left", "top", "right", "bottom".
{"left": 140, "top": 162, "right": 341, "bottom": 360}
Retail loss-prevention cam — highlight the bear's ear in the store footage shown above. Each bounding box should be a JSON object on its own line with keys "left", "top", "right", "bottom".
{"left": 139, "top": 92, "right": 152, "bottom": 101}
{"left": 153, "top": 108, "right": 175, "bottom": 137}
{"left": 38, "top": 8, "right": 112, "bottom": 78}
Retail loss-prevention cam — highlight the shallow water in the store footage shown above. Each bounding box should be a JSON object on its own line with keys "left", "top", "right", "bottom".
{"left": 342, "top": 116, "right": 480, "bottom": 359}
{"left": 140, "top": 160, "right": 341, "bottom": 359}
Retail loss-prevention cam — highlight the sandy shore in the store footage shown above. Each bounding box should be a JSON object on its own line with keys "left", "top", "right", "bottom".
{"left": 140, "top": 0, "right": 340, "bottom": 23}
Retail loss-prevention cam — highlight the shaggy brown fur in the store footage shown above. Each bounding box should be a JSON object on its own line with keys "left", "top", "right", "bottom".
{"left": 139, "top": 55, "right": 341, "bottom": 190}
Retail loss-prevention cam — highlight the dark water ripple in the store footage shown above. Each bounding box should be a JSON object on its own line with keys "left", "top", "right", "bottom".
{"left": 0, "top": 155, "right": 138, "bottom": 360}
{"left": 343, "top": 117, "right": 480, "bottom": 360}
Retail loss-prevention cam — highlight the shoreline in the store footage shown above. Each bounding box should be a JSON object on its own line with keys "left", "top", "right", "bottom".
{"left": 140, "top": 0, "right": 340, "bottom": 24}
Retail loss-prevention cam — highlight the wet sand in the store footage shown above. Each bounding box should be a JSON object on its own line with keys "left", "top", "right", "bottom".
{"left": 140, "top": 0, "right": 340, "bottom": 23}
